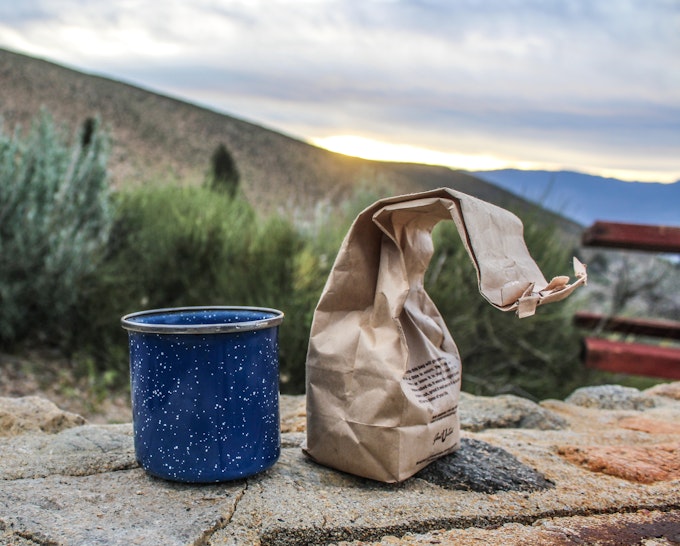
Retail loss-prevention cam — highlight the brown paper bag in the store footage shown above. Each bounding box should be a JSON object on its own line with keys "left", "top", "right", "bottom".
{"left": 304, "top": 188, "right": 587, "bottom": 482}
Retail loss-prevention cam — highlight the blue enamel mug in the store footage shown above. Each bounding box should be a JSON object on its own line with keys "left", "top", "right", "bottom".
{"left": 121, "top": 306, "right": 284, "bottom": 483}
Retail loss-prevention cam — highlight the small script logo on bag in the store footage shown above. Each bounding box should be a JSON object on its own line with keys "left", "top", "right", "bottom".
{"left": 433, "top": 426, "right": 455, "bottom": 445}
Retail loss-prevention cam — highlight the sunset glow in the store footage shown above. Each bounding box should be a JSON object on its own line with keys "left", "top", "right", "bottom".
{"left": 310, "top": 135, "right": 517, "bottom": 172}
{"left": 311, "top": 135, "right": 679, "bottom": 183}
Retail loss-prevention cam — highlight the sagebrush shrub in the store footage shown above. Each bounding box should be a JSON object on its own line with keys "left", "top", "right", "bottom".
{"left": 0, "top": 110, "right": 113, "bottom": 345}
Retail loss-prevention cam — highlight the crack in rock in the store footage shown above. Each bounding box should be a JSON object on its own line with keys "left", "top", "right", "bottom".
{"left": 196, "top": 481, "right": 248, "bottom": 546}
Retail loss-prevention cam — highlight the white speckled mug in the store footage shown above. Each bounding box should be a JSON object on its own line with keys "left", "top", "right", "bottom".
{"left": 121, "top": 306, "right": 284, "bottom": 482}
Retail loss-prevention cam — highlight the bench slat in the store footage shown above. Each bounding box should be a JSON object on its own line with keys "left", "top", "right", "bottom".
{"left": 574, "top": 311, "right": 680, "bottom": 341}
{"left": 582, "top": 221, "right": 680, "bottom": 253}
{"left": 583, "top": 337, "right": 680, "bottom": 380}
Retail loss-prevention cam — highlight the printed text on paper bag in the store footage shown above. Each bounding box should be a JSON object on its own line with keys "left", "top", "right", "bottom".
{"left": 403, "top": 357, "right": 460, "bottom": 405}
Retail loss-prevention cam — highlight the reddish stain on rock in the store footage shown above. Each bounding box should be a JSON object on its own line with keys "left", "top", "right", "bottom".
{"left": 617, "top": 416, "right": 680, "bottom": 435}
{"left": 557, "top": 443, "right": 680, "bottom": 483}
{"left": 568, "top": 509, "right": 680, "bottom": 545}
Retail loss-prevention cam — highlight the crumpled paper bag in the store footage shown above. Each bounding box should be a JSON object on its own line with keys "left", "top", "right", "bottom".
{"left": 304, "top": 188, "right": 587, "bottom": 482}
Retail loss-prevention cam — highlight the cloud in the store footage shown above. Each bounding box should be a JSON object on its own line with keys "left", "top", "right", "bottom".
{"left": 0, "top": 0, "right": 678, "bottom": 181}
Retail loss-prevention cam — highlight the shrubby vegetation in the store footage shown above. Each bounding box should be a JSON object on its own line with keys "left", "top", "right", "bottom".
{"left": 428, "top": 220, "right": 585, "bottom": 399}
{"left": 2, "top": 110, "right": 608, "bottom": 399}
{"left": 0, "top": 110, "right": 113, "bottom": 344}
{"left": 71, "top": 184, "right": 312, "bottom": 392}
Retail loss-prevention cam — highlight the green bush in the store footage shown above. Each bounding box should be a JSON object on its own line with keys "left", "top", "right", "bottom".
{"left": 0, "top": 110, "right": 113, "bottom": 345}
{"left": 74, "top": 185, "right": 314, "bottom": 392}
{"left": 73, "top": 183, "right": 388, "bottom": 392}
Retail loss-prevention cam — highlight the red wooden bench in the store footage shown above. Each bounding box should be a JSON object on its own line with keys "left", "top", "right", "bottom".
{"left": 582, "top": 221, "right": 680, "bottom": 253}
{"left": 577, "top": 221, "right": 680, "bottom": 379}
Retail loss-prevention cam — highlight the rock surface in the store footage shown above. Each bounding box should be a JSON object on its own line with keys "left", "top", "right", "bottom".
{"left": 564, "top": 384, "right": 659, "bottom": 410}
{"left": 0, "top": 396, "right": 85, "bottom": 437}
{"left": 337, "top": 509, "right": 680, "bottom": 545}
{"left": 1, "top": 385, "right": 679, "bottom": 545}
{"left": 557, "top": 442, "right": 680, "bottom": 484}
{"left": 459, "top": 392, "right": 567, "bottom": 431}
{"left": 0, "top": 423, "right": 135, "bottom": 480}
{"left": 646, "top": 381, "right": 680, "bottom": 401}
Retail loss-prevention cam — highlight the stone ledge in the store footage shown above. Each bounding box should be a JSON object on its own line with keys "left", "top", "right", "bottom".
{"left": 0, "top": 383, "right": 679, "bottom": 545}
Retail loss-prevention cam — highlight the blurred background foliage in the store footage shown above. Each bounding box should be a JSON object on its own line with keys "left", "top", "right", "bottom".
{"left": 0, "top": 109, "right": 113, "bottom": 344}
{"left": 427, "top": 220, "right": 585, "bottom": 399}
{"left": 1, "top": 110, "right": 667, "bottom": 399}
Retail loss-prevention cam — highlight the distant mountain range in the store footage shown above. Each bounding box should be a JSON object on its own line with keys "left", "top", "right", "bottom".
{"left": 471, "top": 169, "right": 680, "bottom": 228}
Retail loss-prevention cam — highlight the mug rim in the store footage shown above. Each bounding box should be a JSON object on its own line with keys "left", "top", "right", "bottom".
{"left": 121, "top": 306, "right": 284, "bottom": 335}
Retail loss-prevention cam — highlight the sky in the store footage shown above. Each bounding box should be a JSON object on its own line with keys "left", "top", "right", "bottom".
{"left": 1, "top": 0, "right": 679, "bottom": 183}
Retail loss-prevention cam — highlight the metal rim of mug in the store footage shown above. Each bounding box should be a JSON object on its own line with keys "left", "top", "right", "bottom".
{"left": 120, "top": 306, "right": 284, "bottom": 335}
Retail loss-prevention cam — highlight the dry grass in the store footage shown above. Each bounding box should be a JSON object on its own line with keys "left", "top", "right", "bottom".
{"left": 0, "top": 350, "right": 132, "bottom": 424}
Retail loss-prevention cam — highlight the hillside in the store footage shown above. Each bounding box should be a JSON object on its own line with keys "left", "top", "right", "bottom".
{"left": 473, "top": 169, "right": 680, "bottom": 227}
{"left": 0, "top": 47, "right": 579, "bottom": 234}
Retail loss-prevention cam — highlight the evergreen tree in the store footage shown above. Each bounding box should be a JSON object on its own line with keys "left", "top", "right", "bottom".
{"left": 207, "top": 143, "right": 240, "bottom": 196}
